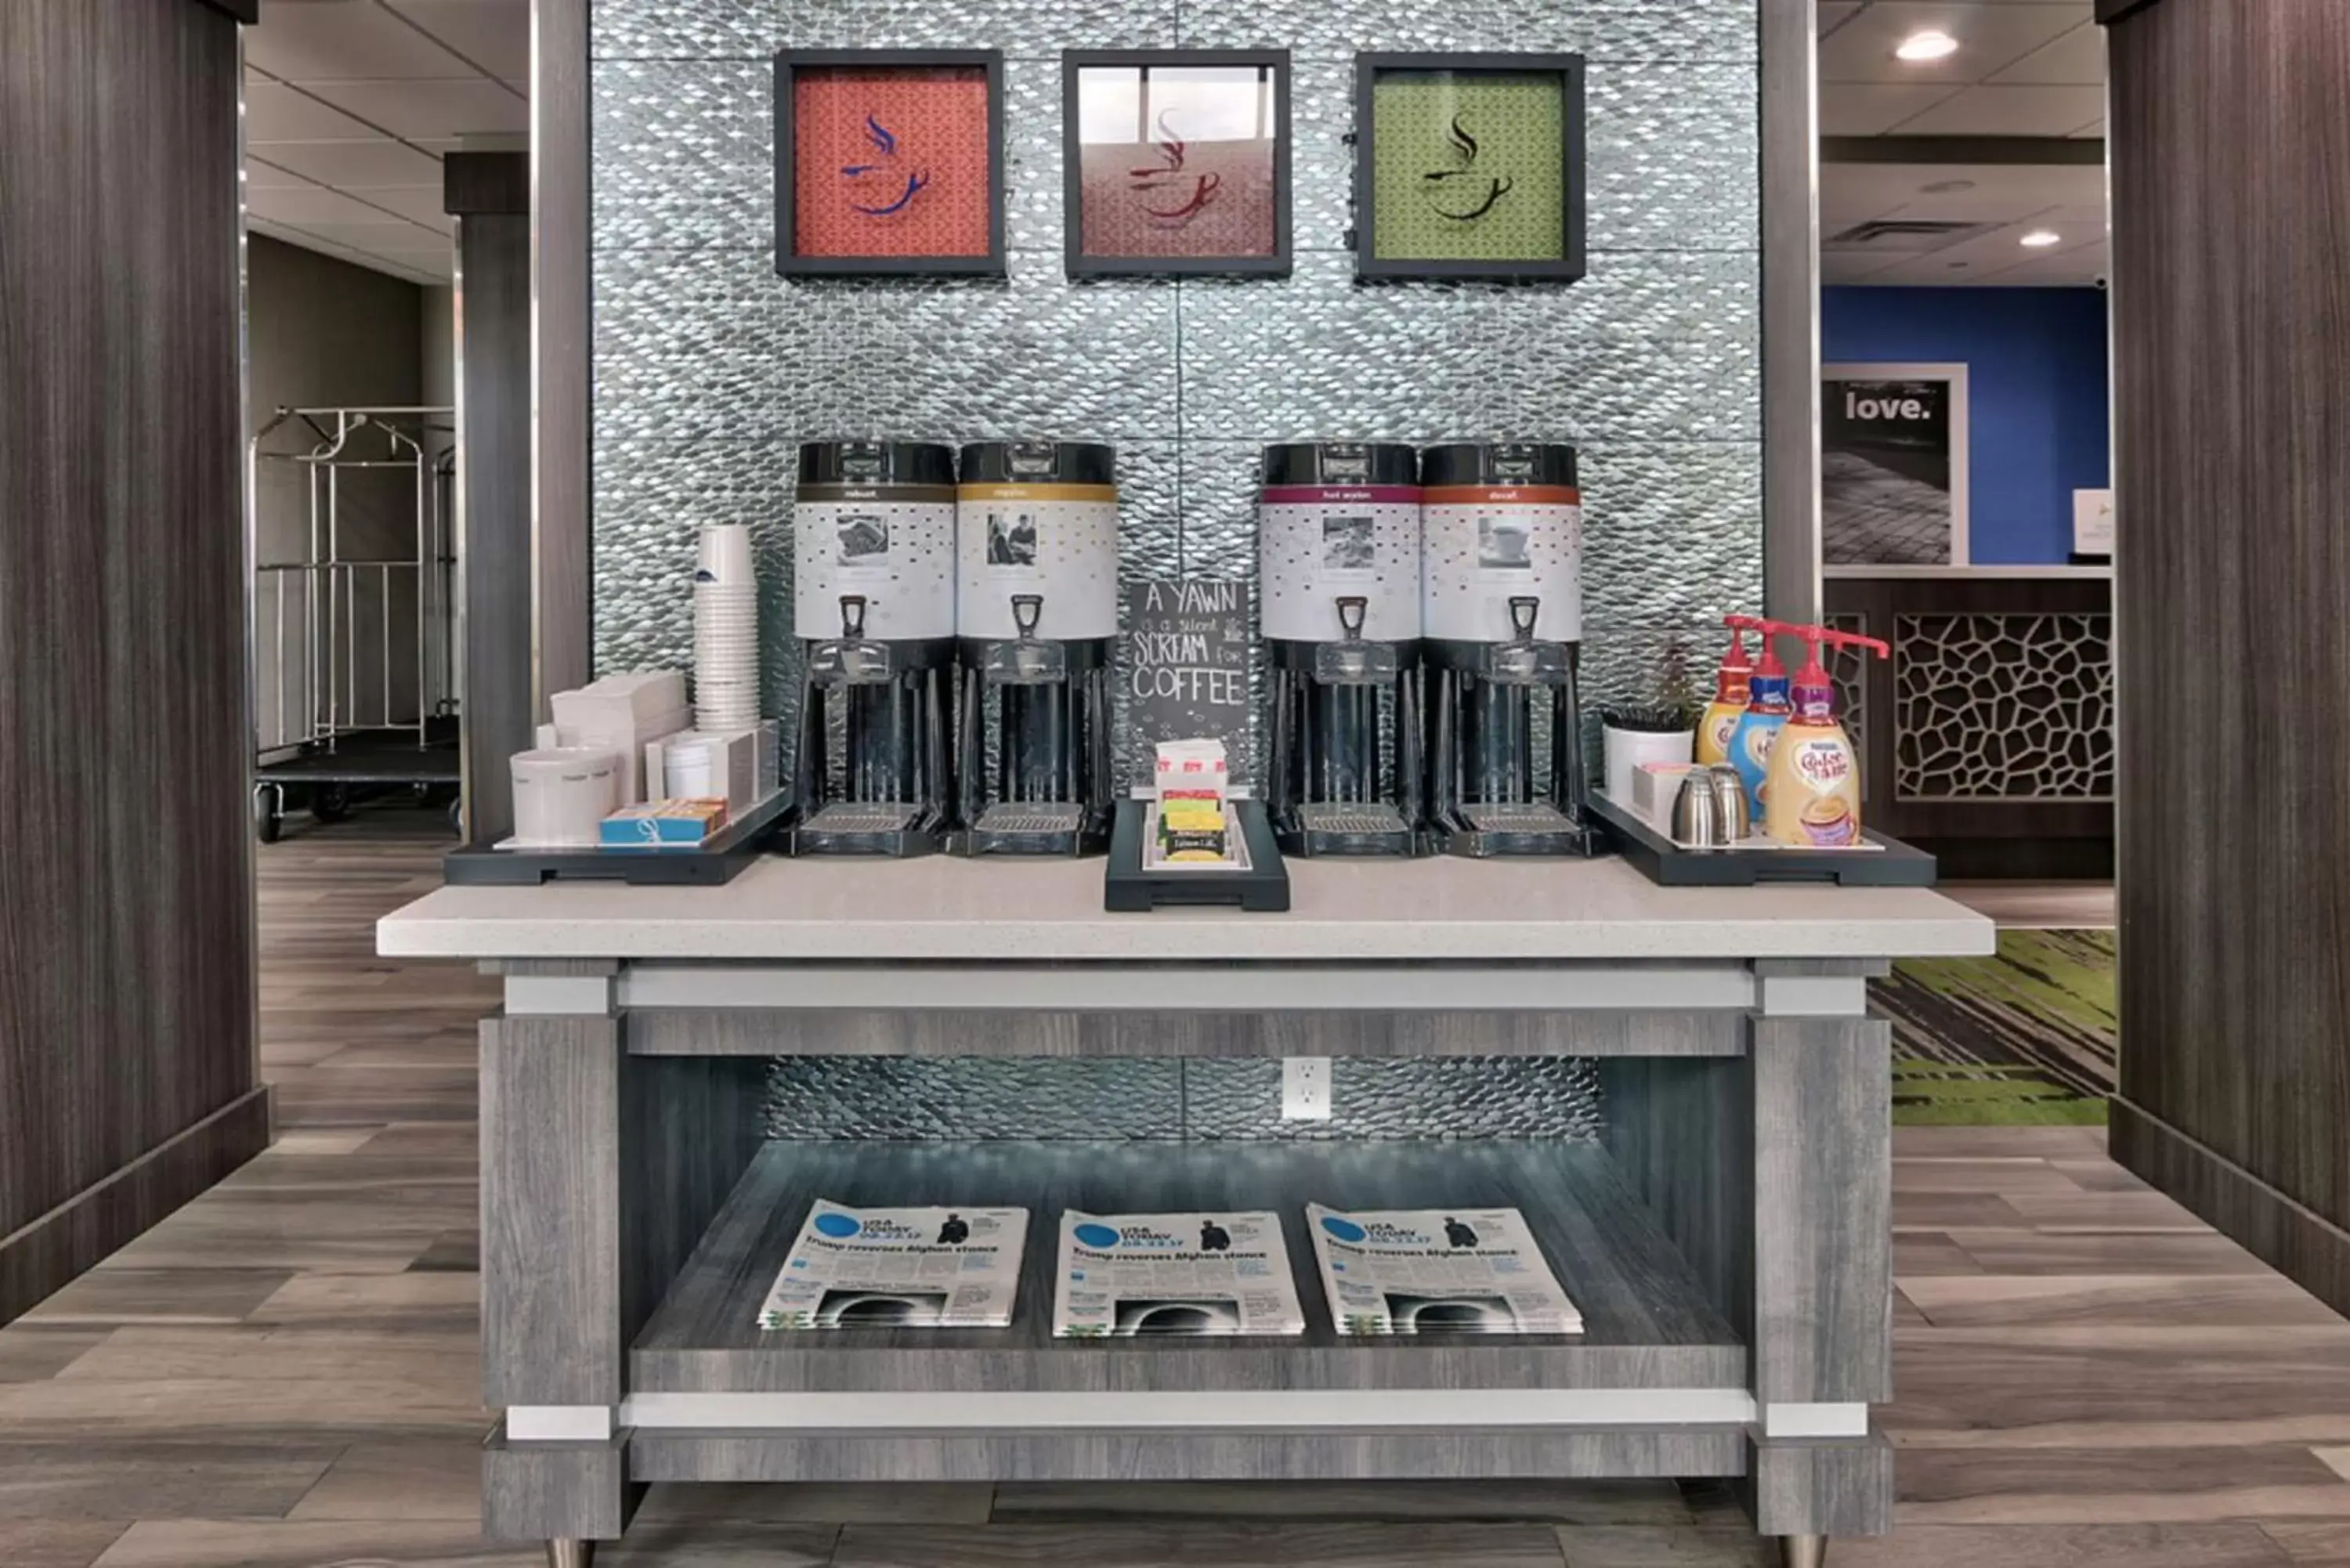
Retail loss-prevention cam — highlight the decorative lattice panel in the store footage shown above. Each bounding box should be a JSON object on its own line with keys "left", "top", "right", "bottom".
{"left": 1894, "top": 612, "right": 2115, "bottom": 802}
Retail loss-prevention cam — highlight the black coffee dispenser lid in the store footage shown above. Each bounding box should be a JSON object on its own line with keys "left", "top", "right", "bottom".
{"left": 797, "top": 439, "right": 957, "bottom": 490}
{"left": 1261, "top": 441, "right": 1419, "bottom": 488}
{"left": 1420, "top": 442, "right": 1578, "bottom": 488}
{"left": 959, "top": 440, "right": 1117, "bottom": 486}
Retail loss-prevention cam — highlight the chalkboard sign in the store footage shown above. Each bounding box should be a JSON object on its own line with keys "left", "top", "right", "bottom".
{"left": 1123, "top": 578, "right": 1252, "bottom": 791}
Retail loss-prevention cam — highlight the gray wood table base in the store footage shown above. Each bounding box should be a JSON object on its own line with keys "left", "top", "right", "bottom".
{"left": 480, "top": 993, "right": 1896, "bottom": 1552}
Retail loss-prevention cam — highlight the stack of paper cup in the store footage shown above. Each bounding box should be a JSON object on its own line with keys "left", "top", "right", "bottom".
{"left": 693, "top": 524, "right": 760, "bottom": 733}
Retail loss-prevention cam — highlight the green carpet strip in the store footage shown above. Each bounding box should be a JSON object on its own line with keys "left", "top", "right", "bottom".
{"left": 1873, "top": 930, "right": 2117, "bottom": 1126}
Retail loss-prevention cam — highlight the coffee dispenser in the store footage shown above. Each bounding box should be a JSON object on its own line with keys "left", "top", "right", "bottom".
{"left": 1419, "top": 441, "right": 1596, "bottom": 856}
{"left": 1259, "top": 441, "right": 1427, "bottom": 856}
{"left": 951, "top": 441, "right": 1119, "bottom": 856}
{"left": 787, "top": 439, "right": 958, "bottom": 855}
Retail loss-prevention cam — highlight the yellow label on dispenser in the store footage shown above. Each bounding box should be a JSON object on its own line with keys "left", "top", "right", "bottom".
{"left": 1697, "top": 702, "right": 1742, "bottom": 766}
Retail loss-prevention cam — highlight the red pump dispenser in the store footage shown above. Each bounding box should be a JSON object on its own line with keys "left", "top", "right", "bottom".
{"left": 1696, "top": 614, "right": 1764, "bottom": 764}
{"left": 1787, "top": 623, "right": 1889, "bottom": 722}
{"left": 1763, "top": 623, "right": 1891, "bottom": 845}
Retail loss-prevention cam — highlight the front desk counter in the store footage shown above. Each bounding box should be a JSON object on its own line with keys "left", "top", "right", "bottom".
{"left": 379, "top": 854, "right": 1994, "bottom": 1568}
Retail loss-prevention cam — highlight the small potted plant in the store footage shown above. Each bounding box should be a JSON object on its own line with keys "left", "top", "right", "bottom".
{"left": 1599, "top": 634, "right": 1701, "bottom": 804}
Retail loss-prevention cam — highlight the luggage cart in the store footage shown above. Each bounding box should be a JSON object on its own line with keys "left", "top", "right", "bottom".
{"left": 250, "top": 406, "right": 461, "bottom": 842}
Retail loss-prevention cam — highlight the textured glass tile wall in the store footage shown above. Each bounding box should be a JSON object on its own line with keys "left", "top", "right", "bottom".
{"left": 588, "top": 0, "right": 1760, "bottom": 1140}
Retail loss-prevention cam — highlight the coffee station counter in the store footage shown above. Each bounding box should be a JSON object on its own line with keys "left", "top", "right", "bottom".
{"left": 380, "top": 852, "right": 1986, "bottom": 963}
{"left": 381, "top": 861, "right": 1991, "bottom": 1566}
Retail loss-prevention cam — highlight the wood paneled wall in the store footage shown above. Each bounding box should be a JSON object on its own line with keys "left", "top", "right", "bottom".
{"left": 2108, "top": 0, "right": 2350, "bottom": 1316}
{"left": 0, "top": 0, "right": 266, "bottom": 1324}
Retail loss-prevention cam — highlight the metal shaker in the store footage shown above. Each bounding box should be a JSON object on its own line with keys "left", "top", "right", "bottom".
{"left": 1671, "top": 771, "right": 1723, "bottom": 847}
{"left": 1707, "top": 764, "right": 1749, "bottom": 846}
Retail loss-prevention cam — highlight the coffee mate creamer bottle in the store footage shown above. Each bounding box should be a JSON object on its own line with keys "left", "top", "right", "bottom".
{"left": 1763, "top": 623, "right": 1890, "bottom": 847}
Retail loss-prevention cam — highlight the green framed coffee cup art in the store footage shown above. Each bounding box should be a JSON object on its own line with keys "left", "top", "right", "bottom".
{"left": 1353, "top": 52, "right": 1586, "bottom": 283}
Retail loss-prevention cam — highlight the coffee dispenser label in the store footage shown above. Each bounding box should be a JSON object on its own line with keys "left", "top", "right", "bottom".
{"left": 1124, "top": 578, "right": 1253, "bottom": 793}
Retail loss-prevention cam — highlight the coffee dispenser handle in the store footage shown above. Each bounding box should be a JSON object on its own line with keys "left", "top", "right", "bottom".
{"left": 1336, "top": 595, "right": 1368, "bottom": 642}
{"left": 839, "top": 594, "right": 868, "bottom": 638}
{"left": 1011, "top": 594, "right": 1043, "bottom": 640}
{"left": 1509, "top": 595, "right": 1541, "bottom": 641}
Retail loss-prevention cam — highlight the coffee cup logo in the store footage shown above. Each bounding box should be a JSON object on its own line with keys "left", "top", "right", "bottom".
{"left": 1801, "top": 796, "right": 1856, "bottom": 846}
{"left": 1128, "top": 110, "right": 1221, "bottom": 226}
{"left": 840, "top": 114, "right": 931, "bottom": 219}
{"left": 1421, "top": 114, "right": 1513, "bottom": 222}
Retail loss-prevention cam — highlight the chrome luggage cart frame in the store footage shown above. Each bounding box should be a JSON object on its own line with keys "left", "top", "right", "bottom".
{"left": 248, "top": 406, "right": 460, "bottom": 841}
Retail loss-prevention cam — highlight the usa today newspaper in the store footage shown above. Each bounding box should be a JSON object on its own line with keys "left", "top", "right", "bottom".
{"left": 757, "top": 1201, "right": 1027, "bottom": 1330}
{"left": 1307, "top": 1205, "right": 1584, "bottom": 1335}
{"left": 1054, "top": 1210, "right": 1305, "bottom": 1337}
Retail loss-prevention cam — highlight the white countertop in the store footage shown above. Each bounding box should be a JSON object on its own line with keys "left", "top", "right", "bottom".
{"left": 377, "top": 855, "right": 1994, "bottom": 963}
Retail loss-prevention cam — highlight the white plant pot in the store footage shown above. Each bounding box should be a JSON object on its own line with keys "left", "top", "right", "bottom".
{"left": 1603, "top": 726, "right": 1695, "bottom": 807}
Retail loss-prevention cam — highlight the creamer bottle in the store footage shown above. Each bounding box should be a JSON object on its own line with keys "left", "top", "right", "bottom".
{"left": 1696, "top": 614, "right": 1761, "bottom": 766}
{"left": 1763, "top": 623, "right": 1889, "bottom": 847}
{"left": 1726, "top": 623, "right": 1795, "bottom": 818}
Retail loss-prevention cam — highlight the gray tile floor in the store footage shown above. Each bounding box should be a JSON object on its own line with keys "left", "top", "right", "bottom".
{"left": 0, "top": 817, "right": 2340, "bottom": 1567}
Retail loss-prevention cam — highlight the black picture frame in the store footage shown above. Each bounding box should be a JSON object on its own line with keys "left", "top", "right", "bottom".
{"left": 1061, "top": 49, "right": 1293, "bottom": 279}
{"left": 772, "top": 47, "right": 1007, "bottom": 278}
{"left": 1351, "top": 51, "right": 1587, "bottom": 284}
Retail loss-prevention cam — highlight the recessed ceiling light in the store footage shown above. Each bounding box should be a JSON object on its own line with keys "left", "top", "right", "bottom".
{"left": 1921, "top": 179, "right": 1976, "bottom": 194}
{"left": 1895, "top": 30, "right": 1961, "bottom": 63}
{"left": 2020, "top": 230, "right": 2063, "bottom": 248}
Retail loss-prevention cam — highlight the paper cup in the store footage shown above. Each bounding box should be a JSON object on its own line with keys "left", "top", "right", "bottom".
{"left": 510, "top": 747, "right": 623, "bottom": 847}
{"left": 695, "top": 525, "right": 756, "bottom": 588}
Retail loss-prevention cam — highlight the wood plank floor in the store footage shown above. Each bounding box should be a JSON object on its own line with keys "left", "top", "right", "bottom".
{"left": 0, "top": 814, "right": 2341, "bottom": 1566}
{"left": 1941, "top": 881, "right": 2117, "bottom": 931}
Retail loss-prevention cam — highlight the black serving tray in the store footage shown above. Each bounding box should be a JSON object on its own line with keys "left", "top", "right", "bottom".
{"left": 443, "top": 792, "right": 790, "bottom": 887}
{"left": 1104, "top": 798, "right": 1291, "bottom": 912}
{"left": 1588, "top": 791, "right": 1938, "bottom": 888}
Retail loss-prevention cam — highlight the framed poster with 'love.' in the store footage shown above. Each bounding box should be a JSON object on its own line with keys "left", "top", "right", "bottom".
{"left": 775, "top": 48, "right": 1007, "bottom": 277}
{"left": 1063, "top": 49, "right": 1292, "bottom": 278}
{"left": 1354, "top": 52, "right": 1585, "bottom": 284}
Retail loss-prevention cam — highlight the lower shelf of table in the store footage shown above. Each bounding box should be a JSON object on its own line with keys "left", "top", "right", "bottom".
{"left": 631, "top": 1139, "right": 1746, "bottom": 1396}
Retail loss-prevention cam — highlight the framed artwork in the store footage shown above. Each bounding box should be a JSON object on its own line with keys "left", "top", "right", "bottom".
{"left": 1820, "top": 363, "right": 1972, "bottom": 571}
{"left": 773, "top": 48, "right": 1006, "bottom": 276}
{"left": 1062, "top": 49, "right": 1292, "bottom": 277}
{"left": 1353, "top": 52, "right": 1585, "bottom": 283}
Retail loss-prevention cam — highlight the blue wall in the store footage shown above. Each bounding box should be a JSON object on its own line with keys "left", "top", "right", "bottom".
{"left": 1822, "top": 287, "right": 2110, "bottom": 565}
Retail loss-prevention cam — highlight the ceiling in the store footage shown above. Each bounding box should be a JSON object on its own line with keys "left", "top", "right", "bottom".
{"left": 1819, "top": 0, "right": 2108, "bottom": 287}
{"left": 242, "top": 0, "right": 530, "bottom": 287}
{"left": 237, "top": 0, "right": 2106, "bottom": 291}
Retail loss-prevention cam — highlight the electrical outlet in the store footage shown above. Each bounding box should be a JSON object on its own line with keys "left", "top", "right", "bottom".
{"left": 1282, "top": 1057, "right": 1332, "bottom": 1122}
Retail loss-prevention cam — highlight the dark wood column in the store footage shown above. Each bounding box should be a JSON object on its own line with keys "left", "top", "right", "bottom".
{"left": 2106, "top": 0, "right": 2350, "bottom": 1315}
{"left": 446, "top": 153, "right": 533, "bottom": 843}
{"left": 0, "top": 0, "right": 266, "bottom": 1323}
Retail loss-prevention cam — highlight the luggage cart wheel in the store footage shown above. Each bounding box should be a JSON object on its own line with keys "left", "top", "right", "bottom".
{"left": 254, "top": 784, "right": 284, "bottom": 845}
{"left": 312, "top": 782, "right": 351, "bottom": 823}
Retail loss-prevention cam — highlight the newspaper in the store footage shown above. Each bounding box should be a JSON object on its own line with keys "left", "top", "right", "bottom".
{"left": 1054, "top": 1211, "right": 1305, "bottom": 1337}
{"left": 757, "top": 1201, "right": 1027, "bottom": 1331}
{"left": 1307, "top": 1205, "right": 1584, "bottom": 1335}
